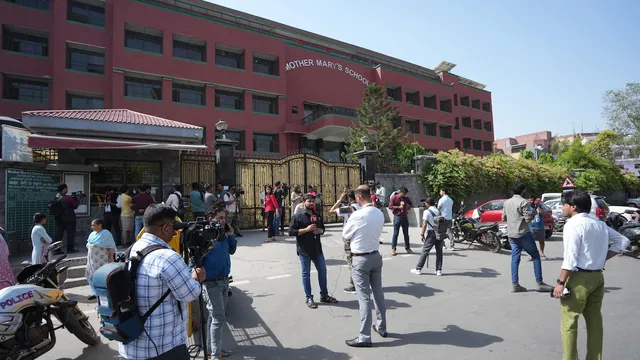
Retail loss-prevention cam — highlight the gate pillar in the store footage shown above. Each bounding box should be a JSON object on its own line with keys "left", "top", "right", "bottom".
{"left": 214, "top": 137, "right": 238, "bottom": 187}
{"left": 355, "top": 149, "right": 376, "bottom": 184}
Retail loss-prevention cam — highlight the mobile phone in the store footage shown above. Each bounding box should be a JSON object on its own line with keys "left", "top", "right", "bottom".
{"left": 550, "top": 287, "right": 571, "bottom": 298}
{"left": 338, "top": 206, "right": 351, "bottom": 214}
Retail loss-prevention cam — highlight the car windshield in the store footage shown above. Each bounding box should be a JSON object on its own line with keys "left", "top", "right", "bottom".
{"left": 595, "top": 198, "right": 609, "bottom": 207}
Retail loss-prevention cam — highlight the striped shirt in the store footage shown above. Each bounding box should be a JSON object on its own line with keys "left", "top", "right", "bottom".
{"left": 119, "top": 233, "right": 201, "bottom": 359}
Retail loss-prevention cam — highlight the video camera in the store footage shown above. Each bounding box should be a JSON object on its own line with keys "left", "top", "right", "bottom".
{"left": 231, "top": 187, "right": 245, "bottom": 197}
{"left": 174, "top": 219, "right": 225, "bottom": 265}
{"left": 71, "top": 191, "right": 86, "bottom": 199}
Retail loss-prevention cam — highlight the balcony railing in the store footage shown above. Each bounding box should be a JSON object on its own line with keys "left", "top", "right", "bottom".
{"left": 302, "top": 106, "right": 357, "bottom": 125}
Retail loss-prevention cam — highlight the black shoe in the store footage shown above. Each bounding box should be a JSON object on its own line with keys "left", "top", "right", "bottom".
{"left": 320, "top": 295, "right": 339, "bottom": 304}
{"left": 373, "top": 325, "right": 387, "bottom": 338}
{"left": 306, "top": 298, "right": 318, "bottom": 309}
{"left": 87, "top": 295, "right": 97, "bottom": 301}
{"left": 345, "top": 338, "right": 372, "bottom": 348}
{"left": 235, "top": 233, "right": 243, "bottom": 237}
{"left": 67, "top": 249, "right": 79, "bottom": 254}
{"left": 343, "top": 286, "right": 356, "bottom": 294}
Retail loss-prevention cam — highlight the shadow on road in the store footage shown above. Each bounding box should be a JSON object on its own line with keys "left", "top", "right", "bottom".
{"left": 443, "top": 267, "right": 500, "bottom": 278}
{"left": 605, "top": 286, "right": 622, "bottom": 293}
{"left": 58, "top": 340, "right": 121, "bottom": 360}
{"left": 334, "top": 298, "right": 411, "bottom": 310}
{"left": 379, "top": 325, "right": 504, "bottom": 348}
{"left": 383, "top": 282, "right": 443, "bottom": 299}
{"left": 325, "top": 258, "right": 347, "bottom": 267}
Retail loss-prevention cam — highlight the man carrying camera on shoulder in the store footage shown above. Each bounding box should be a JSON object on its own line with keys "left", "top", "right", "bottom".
{"left": 202, "top": 208, "right": 237, "bottom": 360}
{"left": 224, "top": 186, "right": 244, "bottom": 238}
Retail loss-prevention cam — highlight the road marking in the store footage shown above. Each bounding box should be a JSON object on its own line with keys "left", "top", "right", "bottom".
{"left": 401, "top": 254, "right": 413, "bottom": 258}
{"left": 266, "top": 274, "right": 292, "bottom": 280}
{"left": 382, "top": 257, "right": 393, "bottom": 261}
{"left": 232, "top": 280, "right": 250, "bottom": 286}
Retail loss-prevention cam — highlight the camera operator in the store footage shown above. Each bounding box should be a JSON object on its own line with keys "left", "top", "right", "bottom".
{"left": 51, "top": 183, "right": 80, "bottom": 254}
{"left": 224, "top": 186, "right": 244, "bottom": 237}
{"left": 202, "top": 208, "right": 237, "bottom": 360}
{"left": 121, "top": 204, "right": 205, "bottom": 360}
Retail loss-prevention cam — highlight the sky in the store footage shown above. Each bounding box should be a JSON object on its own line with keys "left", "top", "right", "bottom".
{"left": 208, "top": 0, "right": 639, "bottom": 139}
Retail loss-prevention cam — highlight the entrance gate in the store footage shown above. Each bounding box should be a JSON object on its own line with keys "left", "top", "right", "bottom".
{"left": 235, "top": 152, "right": 361, "bottom": 229}
{"left": 180, "top": 153, "right": 216, "bottom": 193}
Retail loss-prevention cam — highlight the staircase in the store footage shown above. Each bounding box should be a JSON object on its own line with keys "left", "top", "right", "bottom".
{"left": 11, "top": 256, "right": 89, "bottom": 289}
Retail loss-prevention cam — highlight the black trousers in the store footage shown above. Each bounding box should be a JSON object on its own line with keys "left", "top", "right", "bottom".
{"left": 279, "top": 204, "right": 286, "bottom": 232}
{"left": 148, "top": 344, "right": 189, "bottom": 360}
{"left": 267, "top": 211, "right": 276, "bottom": 238}
{"left": 416, "top": 230, "right": 444, "bottom": 271}
{"left": 54, "top": 219, "right": 76, "bottom": 251}
{"left": 103, "top": 212, "right": 122, "bottom": 246}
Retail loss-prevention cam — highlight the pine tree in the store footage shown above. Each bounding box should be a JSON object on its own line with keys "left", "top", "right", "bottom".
{"left": 346, "top": 83, "right": 407, "bottom": 166}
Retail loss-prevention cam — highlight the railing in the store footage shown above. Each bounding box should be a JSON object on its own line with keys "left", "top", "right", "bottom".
{"left": 302, "top": 106, "right": 358, "bottom": 125}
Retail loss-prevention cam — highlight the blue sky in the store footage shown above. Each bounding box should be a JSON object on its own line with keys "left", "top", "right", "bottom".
{"left": 209, "top": 0, "right": 639, "bottom": 139}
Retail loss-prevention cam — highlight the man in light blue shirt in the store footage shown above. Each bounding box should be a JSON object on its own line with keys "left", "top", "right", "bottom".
{"left": 437, "top": 188, "right": 455, "bottom": 251}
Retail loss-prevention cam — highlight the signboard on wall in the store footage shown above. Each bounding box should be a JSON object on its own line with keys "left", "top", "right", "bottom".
{"left": 1, "top": 125, "right": 33, "bottom": 162}
{"left": 284, "top": 58, "right": 370, "bottom": 85}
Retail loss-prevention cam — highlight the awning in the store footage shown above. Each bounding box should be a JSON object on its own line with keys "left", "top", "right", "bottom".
{"left": 28, "top": 133, "right": 207, "bottom": 151}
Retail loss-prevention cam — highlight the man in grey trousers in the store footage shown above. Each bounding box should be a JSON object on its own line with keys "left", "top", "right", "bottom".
{"left": 342, "top": 185, "right": 387, "bottom": 347}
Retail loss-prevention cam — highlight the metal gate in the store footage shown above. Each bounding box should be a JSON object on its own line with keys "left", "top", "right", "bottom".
{"left": 181, "top": 153, "right": 216, "bottom": 193}
{"left": 235, "top": 152, "right": 361, "bottom": 229}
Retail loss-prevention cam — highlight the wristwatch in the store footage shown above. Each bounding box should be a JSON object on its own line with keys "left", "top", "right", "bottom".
{"left": 556, "top": 279, "right": 565, "bottom": 285}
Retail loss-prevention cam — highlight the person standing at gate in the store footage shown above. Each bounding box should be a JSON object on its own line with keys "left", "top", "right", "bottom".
{"left": 117, "top": 185, "right": 134, "bottom": 246}
{"left": 273, "top": 181, "right": 286, "bottom": 235}
{"left": 102, "top": 186, "right": 122, "bottom": 246}
{"left": 389, "top": 187, "right": 413, "bottom": 256}
{"left": 132, "top": 185, "right": 156, "bottom": 238}
{"left": 552, "top": 190, "right": 629, "bottom": 360}
{"left": 263, "top": 185, "right": 279, "bottom": 243}
{"left": 190, "top": 182, "right": 206, "bottom": 219}
{"left": 51, "top": 183, "right": 79, "bottom": 254}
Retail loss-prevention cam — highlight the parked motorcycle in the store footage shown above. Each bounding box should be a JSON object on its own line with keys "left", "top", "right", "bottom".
{"left": 452, "top": 202, "right": 502, "bottom": 253}
{"left": 495, "top": 223, "right": 511, "bottom": 250}
{"left": 0, "top": 241, "right": 99, "bottom": 360}
{"left": 618, "top": 221, "right": 640, "bottom": 259}
{"left": 606, "top": 212, "right": 627, "bottom": 231}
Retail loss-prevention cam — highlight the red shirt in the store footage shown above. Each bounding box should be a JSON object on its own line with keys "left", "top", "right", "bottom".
{"left": 264, "top": 194, "right": 280, "bottom": 212}
{"left": 390, "top": 193, "right": 412, "bottom": 216}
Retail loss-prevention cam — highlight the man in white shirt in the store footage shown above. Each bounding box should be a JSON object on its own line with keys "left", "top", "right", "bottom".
{"left": 437, "top": 187, "right": 456, "bottom": 251}
{"left": 411, "top": 197, "right": 444, "bottom": 276}
{"left": 342, "top": 185, "right": 387, "bottom": 348}
{"left": 552, "top": 190, "right": 629, "bottom": 360}
{"left": 330, "top": 190, "right": 361, "bottom": 294}
{"left": 224, "top": 186, "right": 243, "bottom": 237}
{"left": 374, "top": 182, "right": 386, "bottom": 206}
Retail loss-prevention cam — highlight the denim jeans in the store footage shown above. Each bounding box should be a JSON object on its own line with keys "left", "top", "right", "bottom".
{"left": 134, "top": 216, "right": 144, "bottom": 239}
{"left": 272, "top": 214, "right": 280, "bottom": 234}
{"left": 299, "top": 253, "right": 328, "bottom": 300}
{"left": 203, "top": 279, "right": 229, "bottom": 358}
{"left": 391, "top": 216, "right": 410, "bottom": 250}
{"left": 509, "top": 232, "right": 543, "bottom": 284}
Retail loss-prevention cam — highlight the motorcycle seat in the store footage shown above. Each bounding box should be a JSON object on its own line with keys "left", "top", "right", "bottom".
{"left": 473, "top": 222, "right": 498, "bottom": 230}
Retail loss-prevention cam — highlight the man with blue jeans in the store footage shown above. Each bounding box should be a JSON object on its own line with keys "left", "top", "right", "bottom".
{"left": 389, "top": 187, "right": 413, "bottom": 256}
{"left": 502, "top": 183, "right": 554, "bottom": 294}
{"left": 202, "top": 209, "right": 237, "bottom": 359}
{"left": 289, "top": 194, "right": 338, "bottom": 309}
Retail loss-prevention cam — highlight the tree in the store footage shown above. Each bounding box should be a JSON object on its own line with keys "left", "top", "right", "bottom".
{"left": 346, "top": 83, "right": 407, "bottom": 166}
{"left": 550, "top": 138, "right": 570, "bottom": 156}
{"left": 603, "top": 83, "right": 640, "bottom": 143}
{"left": 519, "top": 149, "right": 535, "bottom": 160}
{"left": 585, "top": 129, "right": 619, "bottom": 161}
{"left": 537, "top": 152, "right": 555, "bottom": 165}
{"left": 396, "top": 142, "right": 426, "bottom": 172}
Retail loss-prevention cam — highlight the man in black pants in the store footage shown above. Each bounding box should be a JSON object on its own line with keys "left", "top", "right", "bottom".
{"left": 411, "top": 197, "right": 444, "bottom": 276}
{"left": 102, "top": 186, "right": 122, "bottom": 246}
{"left": 52, "top": 183, "right": 79, "bottom": 254}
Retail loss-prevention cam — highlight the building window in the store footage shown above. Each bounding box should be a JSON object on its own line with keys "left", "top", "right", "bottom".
{"left": 291, "top": 106, "right": 298, "bottom": 114}
{"left": 215, "top": 89, "right": 244, "bottom": 110}
{"left": 423, "top": 122, "right": 437, "bottom": 137}
{"left": 460, "top": 96, "right": 470, "bottom": 107}
{"left": 439, "top": 125, "right": 452, "bottom": 139}
{"left": 67, "top": 0, "right": 105, "bottom": 27}
{"left": 216, "top": 44, "right": 244, "bottom": 69}
{"left": 463, "top": 138, "right": 471, "bottom": 149}
{"left": 453, "top": 94, "right": 458, "bottom": 106}
{"left": 253, "top": 53, "right": 278, "bottom": 75}
{"left": 406, "top": 91, "right": 419, "bottom": 105}
{"left": 173, "top": 34, "right": 206, "bottom": 62}
{"left": 405, "top": 120, "right": 419, "bottom": 134}
{"left": 2, "top": 75, "right": 49, "bottom": 104}
{"left": 455, "top": 141, "right": 461, "bottom": 150}
{"left": 172, "top": 82, "right": 205, "bottom": 106}
{"left": 215, "top": 129, "right": 245, "bottom": 151}
{"left": 472, "top": 99, "right": 481, "bottom": 109}
{"left": 386, "top": 87, "right": 401, "bottom": 102}
{"left": 252, "top": 95, "right": 278, "bottom": 115}
{"left": 483, "top": 141, "right": 492, "bottom": 152}
{"left": 66, "top": 43, "right": 105, "bottom": 74}
{"left": 390, "top": 116, "right": 401, "bottom": 129}
{"left": 462, "top": 117, "right": 471, "bottom": 128}
{"left": 454, "top": 117, "right": 460, "bottom": 130}
{"left": 66, "top": 92, "right": 104, "bottom": 109}
{"left": 424, "top": 94, "right": 437, "bottom": 110}
{"left": 124, "top": 23, "right": 163, "bottom": 54}
{"left": 6, "top": 0, "right": 50, "bottom": 10}
{"left": 483, "top": 121, "right": 492, "bottom": 132}
{"left": 253, "top": 133, "right": 279, "bottom": 153}
{"left": 472, "top": 140, "right": 482, "bottom": 151}
{"left": 124, "top": 76, "right": 162, "bottom": 100}
{"left": 440, "top": 99, "right": 452, "bottom": 113}
{"left": 2, "top": 25, "right": 48, "bottom": 57}
{"left": 482, "top": 101, "right": 492, "bottom": 112}
{"left": 473, "top": 119, "right": 482, "bottom": 130}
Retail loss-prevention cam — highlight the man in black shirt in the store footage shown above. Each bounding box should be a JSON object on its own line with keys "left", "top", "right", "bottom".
{"left": 289, "top": 194, "right": 339, "bottom": 309}
{"left": 274, "top": 181, "right": 286, "bottom": 235}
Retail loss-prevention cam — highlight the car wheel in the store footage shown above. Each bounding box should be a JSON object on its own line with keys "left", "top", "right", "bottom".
{"left": 545, "top": 230, "right": 553, "bottom": 239}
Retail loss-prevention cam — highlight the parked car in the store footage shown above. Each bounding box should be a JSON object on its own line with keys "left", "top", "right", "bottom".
{"left": 546, "top": 194, "right": 611, "bottom": 222}
{"left": 608, "top": 206, "right": 640, "bottom": 222}
{"left": 464, "top": 199, "right": 555, "bottom": 239}
{"left": 625, "top": 197, "right": 640, "bottom": 208}
{"left": 541, "top": 193, "right": 562, "bottom": 204}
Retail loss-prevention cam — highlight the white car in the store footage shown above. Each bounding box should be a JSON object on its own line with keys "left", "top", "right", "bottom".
{"left": 608, "top": 206, "right": 640, "bottom": 222}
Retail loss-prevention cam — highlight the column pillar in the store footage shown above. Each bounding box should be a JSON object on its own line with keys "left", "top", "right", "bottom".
{"left": 414, "top": 154, "right": 436, "bottom": 174}
{"left": 355, "top": 149, "right": 377, "bottom": 184}
{"left": 214, "top": 136, "right": 239, "bottom": 186}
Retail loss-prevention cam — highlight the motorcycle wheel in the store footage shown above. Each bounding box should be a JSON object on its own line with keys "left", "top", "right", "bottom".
{"left": 57, "top": 307, "right": 100, "bottom": 346}
{"left": 453, "top": 229, "right": 465, "bottom": 244}
{"left": 483, "top": 232, "right": 502, "bottom": 253}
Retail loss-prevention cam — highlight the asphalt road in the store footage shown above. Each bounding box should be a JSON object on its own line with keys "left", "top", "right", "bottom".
{"left": 42, "top": 225, "right": 639, "bottom": 360}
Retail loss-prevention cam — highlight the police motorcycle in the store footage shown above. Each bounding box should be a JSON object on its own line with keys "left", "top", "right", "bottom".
{"left": 0, "top": 237, "right": 99, "bottom": 360}
{"left": 452, "top": 201, "right": 502, "bottom": 253}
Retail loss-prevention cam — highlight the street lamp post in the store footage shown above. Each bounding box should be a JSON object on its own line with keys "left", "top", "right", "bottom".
{"left": 361, "top": 135, "right": 370, "bottom": 151}
{"left": 534, "top": 145, "right": 544, "bottom": 160}
{"left": 215, "top": 119, "right": 228, "bottom": 139}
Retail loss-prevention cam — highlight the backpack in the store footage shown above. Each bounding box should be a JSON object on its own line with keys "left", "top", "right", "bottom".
{"left": 173, "top": 192, "right": 187, "bottom": 217}
{"left": 91, "top": 245, "right": 173, "bottom": 344}
{"left": 428, "top": 209, "right": 449, "bottom": 241}
{"left": 48, "top": 196, "right": 64, "bottom": 217}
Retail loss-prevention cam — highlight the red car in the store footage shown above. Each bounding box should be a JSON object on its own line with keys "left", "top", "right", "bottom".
{"left": 464, "top": 199, "right": 555, "bottom": 239}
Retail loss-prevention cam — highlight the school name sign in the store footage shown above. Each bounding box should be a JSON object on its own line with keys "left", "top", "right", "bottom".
{"left": 284, "top": 59, "right": 370, "bottom": 85}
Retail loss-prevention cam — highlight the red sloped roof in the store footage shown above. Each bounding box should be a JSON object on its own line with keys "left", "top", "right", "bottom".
{"left": 22, "top": 109, "right": 202, "bottom": 130}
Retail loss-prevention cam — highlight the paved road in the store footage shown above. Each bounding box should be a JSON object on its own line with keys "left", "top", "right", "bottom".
{"left": 43, "top": 225, "right": 638, "bottom": 360}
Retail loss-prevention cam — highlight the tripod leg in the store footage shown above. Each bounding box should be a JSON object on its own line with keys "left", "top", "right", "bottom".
{"left": 200, "top": 292, "right": 208, "bottom": 360}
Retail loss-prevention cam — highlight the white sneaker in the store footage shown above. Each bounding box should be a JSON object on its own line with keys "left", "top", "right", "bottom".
{"left": 436, "top": 270, "right": 443, "bottom": 276}
{"left": 449, "top": 247, "right": 456, "bottom": 251}
{"left": 410, "top": 269, "right": 421, "bottom": 275}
